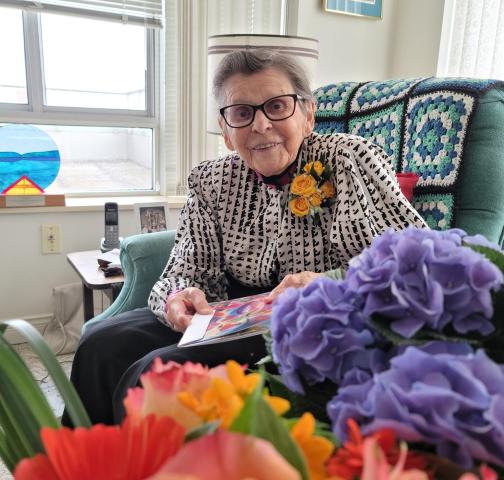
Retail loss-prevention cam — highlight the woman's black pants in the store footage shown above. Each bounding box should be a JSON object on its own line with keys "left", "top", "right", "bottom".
{"left": 63, "top": 307, "right": 268, "bottom": 426}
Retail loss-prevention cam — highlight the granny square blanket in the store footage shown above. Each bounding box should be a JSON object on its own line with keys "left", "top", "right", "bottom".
{"left": 313, "top": 77, "right": 502, "bottom": 230}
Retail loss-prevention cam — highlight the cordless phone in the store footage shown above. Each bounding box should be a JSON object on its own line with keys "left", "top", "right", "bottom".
{"left": 101, "top": 202, "right": 120, "bottom": 252}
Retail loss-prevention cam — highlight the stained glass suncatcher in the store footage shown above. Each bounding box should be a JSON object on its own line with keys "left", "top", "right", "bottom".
{"left": 0, "top": 124, "right": 61, "bottom": 194}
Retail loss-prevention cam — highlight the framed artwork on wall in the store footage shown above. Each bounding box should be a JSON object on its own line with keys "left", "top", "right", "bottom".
{"left": 323, "top": 0, "right": 383, "bottom": 19}
{"left": 134, "top": 202, "right": 169, "bottom": 234}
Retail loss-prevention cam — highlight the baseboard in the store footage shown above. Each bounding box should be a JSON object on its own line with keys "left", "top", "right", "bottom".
{"left": 2, "top": 314, "right": 53, "bottom": 345}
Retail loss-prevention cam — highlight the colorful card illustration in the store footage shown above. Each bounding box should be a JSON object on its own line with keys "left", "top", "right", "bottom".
{"left": 178, "top": 292, "right": 272, "bottom": 348}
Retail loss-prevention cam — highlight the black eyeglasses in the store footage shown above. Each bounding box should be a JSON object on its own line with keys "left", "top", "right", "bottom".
{"left": 219, "top": 94, "right": 305, "bottom": 128}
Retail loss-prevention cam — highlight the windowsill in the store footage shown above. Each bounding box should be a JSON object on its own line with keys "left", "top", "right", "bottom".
{"left": 0, "top": 195, "right": 187, "bottom": 214}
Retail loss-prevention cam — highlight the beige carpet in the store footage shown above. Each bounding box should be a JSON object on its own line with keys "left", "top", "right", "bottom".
{"left": 0, "top": 344, "right": 74, "bottom": 480}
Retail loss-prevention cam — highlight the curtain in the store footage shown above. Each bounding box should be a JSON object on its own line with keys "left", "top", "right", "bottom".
{"left": 164, "top": 0, "right": 286, "bottom": 195}
{"left": 441, "top": 0, "right": 504, "bottom": 79}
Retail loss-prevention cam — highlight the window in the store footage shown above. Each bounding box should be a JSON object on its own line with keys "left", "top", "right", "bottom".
{"left": 0, "top": 8, "right": 27, "bottom": 104}
{"left": 41, "top": 14, "right": 147, "bottom": 110}
{"left": 0, "top": 5, "right": 159, "bottom": 195}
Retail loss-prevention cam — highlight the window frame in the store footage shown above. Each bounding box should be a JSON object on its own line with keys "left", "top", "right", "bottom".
{"left": 0, "top": 8, "right": 161, "bottom": 197}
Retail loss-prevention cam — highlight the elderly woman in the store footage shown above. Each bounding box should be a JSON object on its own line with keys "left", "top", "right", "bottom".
{"left": 67, "top": 49, "right": 426, "bottom": 426}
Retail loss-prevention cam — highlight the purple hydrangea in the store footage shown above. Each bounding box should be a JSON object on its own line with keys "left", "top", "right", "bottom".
{"left": 345, "top": 227, "right": 503, "bottom": 338}
{"left": 463, "top": 233, "right": 503, "bottom": 252}
{"left": 270, "top": 277, "right": 388, "bottom": 394}
{"left": 327, "top": 346, "right": 504, "bottom": 468}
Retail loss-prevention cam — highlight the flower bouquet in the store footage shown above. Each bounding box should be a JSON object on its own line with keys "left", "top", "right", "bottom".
{"left": 289, "top": 153, "right": 336, "bottom": 223}
{"left": 1, "top": 227, "right": 504, "bottom": 479}
{"left": 269, "top": 227, "right": 504, "bottom": 478}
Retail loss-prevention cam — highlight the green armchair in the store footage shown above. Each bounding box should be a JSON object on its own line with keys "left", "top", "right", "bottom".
{"left": 85, "top": 77, "right": 504, "bottom": 329}
{"left": 83, "top": 230, "right": 175, "bottom": 332}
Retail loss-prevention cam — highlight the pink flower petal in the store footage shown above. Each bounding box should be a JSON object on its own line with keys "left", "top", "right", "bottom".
{"left": 149, "top": 430, "right": 301, "bottom": 480}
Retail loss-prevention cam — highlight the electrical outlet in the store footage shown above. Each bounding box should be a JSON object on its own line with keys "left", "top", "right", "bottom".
{"left": 41, "top": 224, "right": 62, "bottom": 254}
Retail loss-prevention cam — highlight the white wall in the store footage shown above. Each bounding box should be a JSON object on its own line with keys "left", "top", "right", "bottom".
{"left": 0, "top": 207, "right": 180, "bottom": 324}
{"left": 297, "top": 0, "right": 399, "bottom": 85}
{"left": 0, "top": 0, "right": 447, "bottom": 328}
{"left": 296, "top": 0, "right": 444, "bottom": 87}
{"left": 388, "top": 0, "right": 445, "bottom": 78}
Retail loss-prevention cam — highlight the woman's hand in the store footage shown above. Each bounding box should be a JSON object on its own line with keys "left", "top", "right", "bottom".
{"left": 165, "top": 287, "right": 213, "bottom": 332}
{"left": 266, "top": 271, "right": 322, "bottom": 303}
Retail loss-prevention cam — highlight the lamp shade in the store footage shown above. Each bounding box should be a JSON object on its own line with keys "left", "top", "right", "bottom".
{"left": 207, "top": 34, "right": 319, "bottom": 135}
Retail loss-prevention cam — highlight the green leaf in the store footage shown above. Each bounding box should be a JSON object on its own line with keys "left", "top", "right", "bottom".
{"left": 0, "top": 372, "right": 43, "bottom": 457}
{"left": 309, "top": 164, "right": 320, "bottom": 181}
{"left": 0, "top": 335, "right": 57, "bottom": 470}
{"left": 0, "top": 401, "right": 30, "bottom": 471}
{"left": 490, "top": 289, "right": 504, "bottom": 332}
{"left": 255, "top": 354, "right": 272, "bottom": 366}
{"left": 369, "top": 316, "right": 426, "bottom": 346}
{"left": 324, "top": 268, "right": 346, "bottom": 281}
{"left": 0, "top": 320, "right": 91, "bottom": 428}
{"left": 0, "top": 393, "right": 34, "bottom": 462}
{"left": 0, "top": 429, "right": 17, "bottom": 473}
{"left": 463, "top": 242, "right": 504, "bottom": 274}
{"left": 264, "top": 371, "right": 336, "bottom": 424}
{"left": 229, "top": 376, "right": 309, "bottom": 480}
{"left": 481, "top": 330, "right": 504, "bottom": 363}
{"left": 0, "top": 334, "right": 58, "bottom": 427}
{"left": 322, "top": 163, "right": 332, "bottom": 180}
{"left": 370, "top": 315, "right": 486, "bottom": 348}
{"left": 185, "top": 421, "right": 220, "bottom": 443}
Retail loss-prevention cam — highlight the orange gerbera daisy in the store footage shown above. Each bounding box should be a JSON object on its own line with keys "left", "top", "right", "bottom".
{"left": 14, "top": 415, "right": 185, "bottom": 480}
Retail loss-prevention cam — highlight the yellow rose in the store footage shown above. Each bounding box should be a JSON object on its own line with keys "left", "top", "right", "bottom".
{"left": 320, "top": 180, "right": 335, "bottom": 199}
{"left": 312, "top": 161, "right": 324, "bottom": 176}
{"left": 290, "top": 174, "right": 317, "bottom": 197}
{"left": 304, "top": 161, "right": 324, "bottom": 176}
{"left": 309, "top": 192, "right": 322, "bottom": 207}
{"left": 289, "top": 197, "right": 310, "bottom": 217}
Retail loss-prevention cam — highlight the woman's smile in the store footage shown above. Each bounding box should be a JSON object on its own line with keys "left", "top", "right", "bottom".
{"left": 250, "top": 142, "right": 282, "bottom": 152}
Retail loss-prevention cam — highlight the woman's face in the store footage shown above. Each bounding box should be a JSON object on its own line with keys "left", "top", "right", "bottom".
{"left": 218, "top": 68, "right": 315, "bottom": 177}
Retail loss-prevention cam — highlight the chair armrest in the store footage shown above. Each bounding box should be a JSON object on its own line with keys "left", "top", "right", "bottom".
{"left": 83, "top": 230, "right": 176, "bottom": 332}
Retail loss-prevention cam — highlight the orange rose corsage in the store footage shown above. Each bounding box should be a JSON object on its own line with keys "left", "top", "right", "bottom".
{"left": 289, "top": 152, "right": 335, "bottom": 225}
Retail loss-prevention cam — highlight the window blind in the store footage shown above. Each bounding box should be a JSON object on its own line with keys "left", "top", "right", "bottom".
{"left": 1, "top": 0, "right": 163, "bottom": 27}
{"left": 439, "top": 0, "right": 504, "bottom": 79}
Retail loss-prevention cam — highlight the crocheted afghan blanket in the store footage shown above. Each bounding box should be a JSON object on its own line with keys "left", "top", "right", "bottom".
{"left": 313, "top": 77, "right": 502, "bottom": 230}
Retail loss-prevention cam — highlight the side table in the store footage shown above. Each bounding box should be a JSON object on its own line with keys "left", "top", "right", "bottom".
{"left": 67, "top": 250, "right": 125, "bottom": 321}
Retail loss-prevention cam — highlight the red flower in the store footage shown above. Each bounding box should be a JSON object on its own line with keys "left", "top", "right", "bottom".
{"left": 459, "top": 464, "right": 499, "bottom": 480}
{"left": 14, "top": 415, "right": 185, "bottom": 480}
{"left": 327, "top": 419, "right": 429, "bottom": 479}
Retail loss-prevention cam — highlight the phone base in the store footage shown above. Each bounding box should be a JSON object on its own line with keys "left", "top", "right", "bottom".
{"left": 100, "top": 237, "right": 123, "bottom": 253}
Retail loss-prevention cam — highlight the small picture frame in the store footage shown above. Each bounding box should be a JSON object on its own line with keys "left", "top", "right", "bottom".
{"left": 134, "top": 202, "right": 169, "bottom": 234}
{"left": 323, "top": 0, "right": 382, "bottom": 19}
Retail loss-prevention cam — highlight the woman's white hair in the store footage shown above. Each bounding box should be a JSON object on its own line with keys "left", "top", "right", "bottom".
{"left": 212, "top": 48, "right": 313, "bottom": 110}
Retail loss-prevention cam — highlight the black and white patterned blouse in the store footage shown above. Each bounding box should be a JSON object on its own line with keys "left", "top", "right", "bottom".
{"left": 149, "top": 132, "right": 426, "bottom": 323}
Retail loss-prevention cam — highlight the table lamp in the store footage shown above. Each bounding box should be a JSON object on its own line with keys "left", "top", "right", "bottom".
{"left": 207, "top": 34, "right": 319, "bottom": 135}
